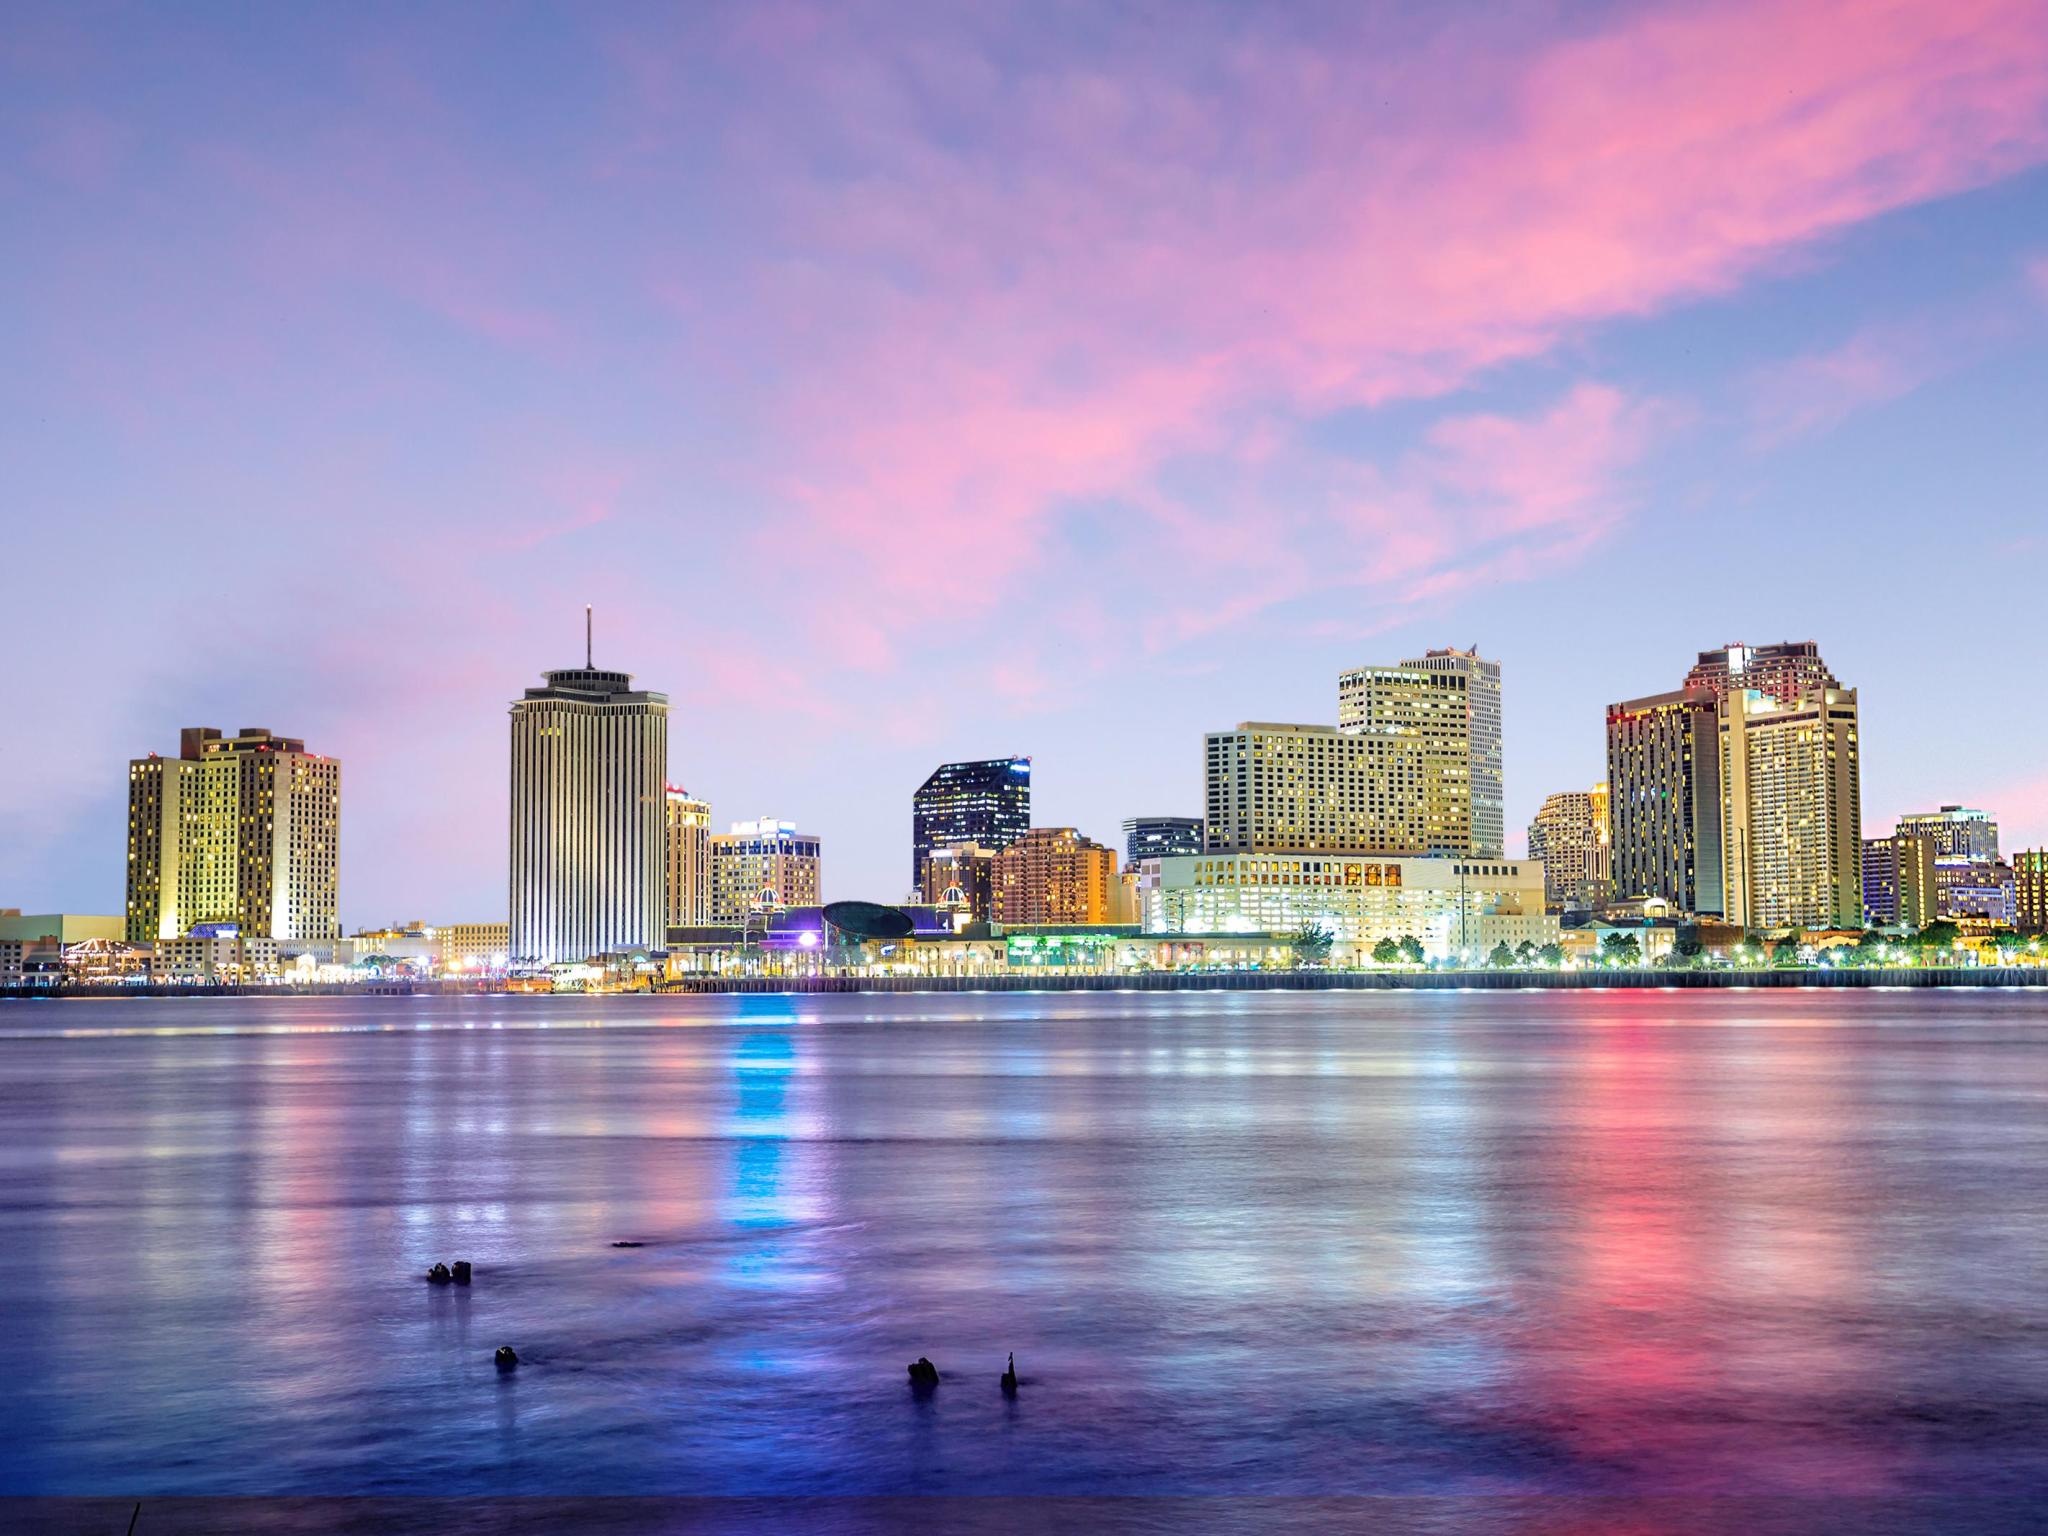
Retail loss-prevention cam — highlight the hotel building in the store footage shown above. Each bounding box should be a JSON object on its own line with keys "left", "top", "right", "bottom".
{"left": 1862, "top": 833, "right": 1937, "bottom": 929}
{"left": 126, "top": 727, "right": 340, "bottom": 942}
{"left": 665, "top": 788, "right": 712, "bottom": 929}
{"left": 1394, "top": 647, "right": 1503, "bottom": 856}
{"left": 911, "top": 757, "right": 1031, "bottom": 892}
{"left": 1527, "top": 788, "right": 1606, "bottom": 911}
{"left": 993, "top": 827, "right": 1118, "bottom": 925}
{"left": 1208, "top": 721, "right": 1453, "bottom": 857}
{"left": 1719, "top": 684, "right": 1862, "bottom": 930}
{"left": 1604, "top": 690, "right": 1724, "bottom": 916}
{"left": 508, "top": 656, "right": 669, "bottom": 963}
{"left": 709, "top": 819, "right": 822, "bottom": 921}
{"left": 922, "top": 841, "right": 998, "bottom": 921}
{"left": 1334, "top": 662, "right": 1476, "bottom": 855}
{"left": 1140, "top": 853, "right": 1554, "bottom": 963}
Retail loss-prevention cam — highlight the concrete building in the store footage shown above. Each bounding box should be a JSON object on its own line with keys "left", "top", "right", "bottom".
{"left": 508, "top": 638, "right": 669, "bottom": 965}
{"left": 1720, "top": 684, "right": 1863, "bottom": 930}
{"left": 993, "top": 827, "right": 1118, "bottom": 925}
{"left": 1605, "top": 690, "right": 1724, "bottom": 916}
{"left": 922, "top": 841, "right": 998, "bottom": 921}
{"left": 1207, "top": 721, "right": 1457, "bottom": 858}
{"left": 2016, "top": 851, "right": 2048, "bottom": 933}
{"left": 1862, "top": 833, "right": 1937, "bottom": 929}
{"left": 665, "top": 788, "right": 711, "bottom": 929}
{"left": 126, "top": 727, "right": 340, "bottom": 944}
{"left": 441, "top": 922, "right": 511, "bottom": 969}
{"left": 1140, "top": 853, "right": 1555, "bottom": 963}
{"left": 1895, "top": 806, "right": 1999, "bottom": 863}
{"left": 0, "top": 911, "right": 125, "bottom": 944}
{"left": 911, "top": 758, "right": 1031, "bottom": 891}
{"left": 1398, "top": 647, "right": 1504, "bottom": 856}
{"left": 710, "top": 819, "right": 822, "bottom": 921}
{"left": 1526, "top": 788, "right": 1606, "bottom": 911}
{"left": 1334, "top": 661, "right": 1476, "bottom": 855}
{"left": 155, "top": 933, "right": 281, "bottom": 982}
{"left": 1122, "top": 816, "right": 1204, "bottom": 868}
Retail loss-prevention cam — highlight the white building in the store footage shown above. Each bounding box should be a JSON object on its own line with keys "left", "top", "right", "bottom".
{"left": 509, "top": 641, "right": 669, "bottom": 965}
{"left": 1140, "top": 852, "right": 1555, "bottom": 962}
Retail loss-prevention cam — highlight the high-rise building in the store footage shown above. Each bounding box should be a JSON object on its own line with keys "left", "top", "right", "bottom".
{"left": 1895, "top": 806, "right": 2000, "bottom": 862}
{"left": 1604, "top": 690, "right": 1724, "bottom": 915}
{"left": 710, "top": 819, "right": 822, "bottom": 921}
{"left": 1527, "top": 788, "right": 1606, "bottom": 911}
{"left": 1123, "top": 816, "right": 1204, "bottom": 868}
{"left": 665, "top": 788, "right": 711, "bottom": 929}
{"left": 1719, "top": 684, "right": 1862, "bottom": 930}
{"left": 922, "top": 842, "right": 998, "bottom": 921}
{"left": 1684, "top": 641, "right": 1835, "bottom": 705}
{"left": 126, "top": 726, "right": 340, "bottom": 943}
{"left": 2015, "top": 851, "right": 2048, "bottom": 933}
{"left": 1206, "top": 718, "right": 1457, "bottom": 859}
{"left": 1336, "top": 665, "right": 1475, "bottom": 855}
{"left": 1862, "top": 833, "right": 1936, "bottom": 929}
{"left": 993, "top": 827, "right": 1117, "bottom": 925}
{"left": 911, "top": 758, "right": 1031, "bottom": 889}
{"left": 1588, "top": 780, "right": 1613, "bottom": 895}
{"left": 508, "top": 640, "right": 668, "bottom": 964}
{"left": 1399, "top": 647, "right": 1503, "bottom": 856}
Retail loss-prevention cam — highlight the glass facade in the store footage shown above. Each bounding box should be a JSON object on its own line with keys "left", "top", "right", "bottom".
{"left": 911, "top": 757, "right": 1031, "bottom": 889}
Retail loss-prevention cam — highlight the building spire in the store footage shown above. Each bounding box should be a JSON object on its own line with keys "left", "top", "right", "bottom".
{"left": 586, "top": 604, "right": 593, "bottom": 668}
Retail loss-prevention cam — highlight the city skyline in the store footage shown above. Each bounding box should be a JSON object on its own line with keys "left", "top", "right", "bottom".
{"left": 6, "top": 3, "right": 2048, "bottom": 925}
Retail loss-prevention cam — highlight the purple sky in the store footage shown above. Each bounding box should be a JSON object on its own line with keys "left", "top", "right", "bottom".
{"left": 5, "top": 0, "right": 2048, "bottom": 927}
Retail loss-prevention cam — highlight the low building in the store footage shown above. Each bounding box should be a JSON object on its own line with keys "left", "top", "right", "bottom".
{"left": 1140, "top": 852, "right": 1555, "bottom": 963}
{"left": 0, "top": 911, "right": 126, "bottom": 944}
{"left": 440, "top": 922, "right": 512, "bottom": 970}
{"left": 155, "top": 933, "right": 281, "bottom": 982}
{"left": 61, "top": 938, "right": 154, "bottom": 984}
{"left": 921, "top": 842, "right": 998, "bottom": 922}
{"left": 1863, "top": 833, "right": 1937, "bottom": 929}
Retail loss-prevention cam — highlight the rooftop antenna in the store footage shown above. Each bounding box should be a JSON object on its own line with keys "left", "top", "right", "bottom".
{"left": 586, "top": 605, "right": 593, "bottom": 668}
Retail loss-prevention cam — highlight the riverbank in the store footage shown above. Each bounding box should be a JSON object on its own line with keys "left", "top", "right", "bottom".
{"left": 6, "top": 966, "right": 2046, "bottom": 1000}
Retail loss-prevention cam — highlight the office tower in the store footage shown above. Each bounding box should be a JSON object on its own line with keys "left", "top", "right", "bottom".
{"left": 1605, "top": 690, "right": 1724, "bottom": 915}
{"left": 911, "top": 758, "right": 1031, "bottom": 888}
{"left": 1336, "top": 663, "right": 1476, "bottom": 855}
{"left": 1123, "top": 816, "right": 1204, "bottom": 868}
{"left": 1862, "top": 833, "right": 1937, "bottom": 929}
{"left": 1207, "top": 721, "right": 1460, "bottom": 856}
{"left": 1400, "top": 647, "right": 1503, "bottom": 856}
{"left": 709, "top": 819, "right": 822, "bottom": 921}
{"left": 993, "top": 827, "right": 1118, "bottom": 925}
{"left": 1895, "top": 805, "right": 2000, "bottom": 862}
{"left": 126, "top": 726, "right": 340, "bottom": 943}
{"left": 1587, "top": 780, "right": 1613, "bottom": 894}
{"left": 1683, "top": 641, "right": 1836, "bottom": 705}
{"left": 1527, "top": 788, "right": 1605, "bottom": 911}
{"left": 2015, "top": 851, "right": 2048, "bottom": 933}
{"left": 922, "top": 842, "right": 998, "bottom": 921}
{"left": 665, "top": 788, "right": 711, "bottom": 929}
{"left": 1720, "top": 684, "right": 1862, "bottom": 930}
{"left": 508, "top": 634, "right": 668, "bottom": 964}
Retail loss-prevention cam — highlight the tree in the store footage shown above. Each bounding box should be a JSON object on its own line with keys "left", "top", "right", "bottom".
{"left": 1487, "top": 941, "right": 1515, "bottom": 968}
{"left": 1372, "top": 937, "right": 1401, "bottom": 966}
{"left": 1290, "top": 922, "right": 1335, "bottom": 967}
{"left": 1515, "top": 940, "right": 1537, "bottom": 965}
{"left": 1915, "top": 920, "right": 1961, "bottom": 953}
{"left": 1600, "top": 931, "right": 1641, "bottom": 966}
{"left": 1398, "top": 935, "right": 1425, "bottom": 966}
{"left": 1537, "top": 942, "right": 1564, "bottom": 967}
{"left": 1771, "top": 937, "right": 1802, "bottom": 967}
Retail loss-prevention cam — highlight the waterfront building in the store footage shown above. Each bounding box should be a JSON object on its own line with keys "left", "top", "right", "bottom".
{"left": 1334, "top": 660, "right": 1477, "bottom": 855}
{"left": 710, "top": 819, "right": 822, "bottom": 921}
{"left": 125, "top": 727, "right": 340, "bottom": 943}
{"left": 508, "top": 641, "right": 669, "bottom": 964}
{"left": 1139, "top": 853, "right": 1555, "bottom": 963}
{"left": 1122, "top": 816, "right": 1204, "bottom": 868}
{"left": 154, "top": 932, "right": 282, "bottom": 983}
{"left": 1398, "top": 647, "right": 1504, "bottom": 856}
{"left": 922, "top": 841, "right": 998, "bottom": 921}
{"left": 2016, "top": 851, "right": 2048, "bottom": 933}
{"left": 1862, "top": 833, "right": 1937, "bottom": 929}
{"left": 0, "top": 911, "right": 125, "bottom": 944}
{"left": 1605, "top": 690, "right": 1724, "bottom": 916}
{"left": 665, "top": 788, "right": 711, "bottom": 929}
{"left": 993, "top": 827, "right": 1118, "bottom": 925}
{"left": 1527, "top": 788, "right": 1607, "bottom": 911}
{"left": 1207, "top": 721, "right": 1458, "bottom": 857}
{"left": 1719, "top": 684, "right": 1863, "bottom": 930}
{"left": 1896, "top": 806, "right": 2000, "bottom": 863}
{"left": 440, "top": 922, "right": 511, "bottom": 969}
{"left": 911, "top": 757, "right": 1031, "bottom": 891}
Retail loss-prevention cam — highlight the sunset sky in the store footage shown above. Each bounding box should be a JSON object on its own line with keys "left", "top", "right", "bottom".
{"left": 5, "top": 0, "right": 2048, "bottom": 925}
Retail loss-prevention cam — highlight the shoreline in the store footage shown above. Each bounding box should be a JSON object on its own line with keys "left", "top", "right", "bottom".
{"left": 4, "top": 966, "right": 2046, "bottom": 999}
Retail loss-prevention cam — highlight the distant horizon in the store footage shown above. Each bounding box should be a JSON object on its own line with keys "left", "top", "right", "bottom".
{"left": 5, "top": 2, "right": 2047, "bottom": 927}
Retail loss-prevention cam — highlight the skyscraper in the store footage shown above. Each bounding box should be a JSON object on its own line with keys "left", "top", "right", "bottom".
{"left": 665, "top": 787, "right": 711, "bottom": 930}
{"left": 911, "top": 757, "right": 1031, "bottom": 889}
{"left": 1526, "top": 788, "right": 1605, "bottom": 911}
{"left": 1605, "top": 690, "right": 1724, "bottom": 915}
{"left": 1336, "top": 659, "right": 1480, "bottom": 855}
{"left": 126, "top": 726, "right": 340, "bottom": 942}
{"left": 508, "top": 630, "right": 668, "bottom": 964}
{"left": 1684, "top": 641, "right": 1835, "bottom": 705}
{"left": 709, "top": 819, "right": 822, "bottom": 920}
{"left": 1401, "top": 647, "right": 1503, "bottom": 857}
{"left": 1122, "top": 815, "right": 1204, "bottom": 868}
{"left": 1206, "top": 722, "right": 1447, "bottom": 855}
{"left": 1720, "top": 683, "right": 1862, "bottom": 929}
